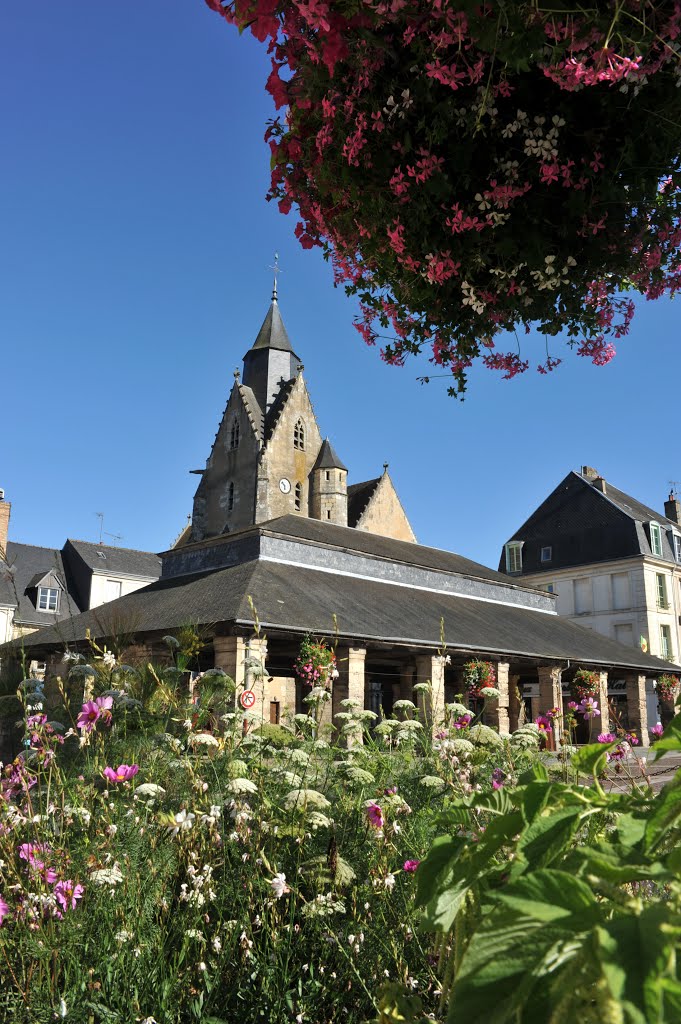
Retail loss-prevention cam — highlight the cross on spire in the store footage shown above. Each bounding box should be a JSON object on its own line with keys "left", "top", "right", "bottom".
{"left": 268, "top": 252, "right": 282, "bottom": 301}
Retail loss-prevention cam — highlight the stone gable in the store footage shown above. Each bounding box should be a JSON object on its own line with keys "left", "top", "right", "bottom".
{"left": 355, "top": 472, "right": 416, "bottom": 543}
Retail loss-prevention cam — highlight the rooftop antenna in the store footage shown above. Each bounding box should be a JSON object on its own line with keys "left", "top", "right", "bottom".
{"left": 670, "top": 481, "right": 681, "bottom": 498}
{"left": 268, "top": 251, "right": 281, "bottom": 301}
{"left": 95, "top": 512, "right": 104, "bottom": 545}
{"left": 104, "top": 531, "right": 123, "bottom": 547}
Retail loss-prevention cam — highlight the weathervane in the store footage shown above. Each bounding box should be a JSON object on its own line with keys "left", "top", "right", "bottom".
{"left": 268, "top": 252, "right": 282, "bottom": 301}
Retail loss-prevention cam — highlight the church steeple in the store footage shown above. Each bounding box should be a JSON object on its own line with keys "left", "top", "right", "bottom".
{"left": 242, "top": 291, "right": 300, "bottom": 415}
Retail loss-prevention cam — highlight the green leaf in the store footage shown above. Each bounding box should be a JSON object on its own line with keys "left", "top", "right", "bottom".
{"left": 645, "top": 773, "right": 681, "bottom": 853}
{"left": 415, "top": 835, "right": 463, "bottom": 908}
{"left": 516, "top": 806, "right": 584, "bottom": 870}
{"left": 571, "top": 742, "right": 615, "bottom": 778}
{"left": 595, "top": 906, "right": 681, "bottom": 1024}
{"left": 617, "top": 812, "right": 647, "bottom": 850}
{"left": 494, "top": 870, "right": 596, "bottom": 922}
{"left": 572, "top": 842, "right": 670, "bottom": 885}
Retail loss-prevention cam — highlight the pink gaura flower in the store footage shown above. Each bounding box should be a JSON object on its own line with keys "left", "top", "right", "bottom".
{"left": 0, "top": 896, "right": 9, "bottom": 925}
{"left": 54, "top": 880, "right": 84, "bottom": 912}
{"left": 103, "top": 764, "right": 139, "bottom": 784}
{"left": 403, "top": 860, "right": 420, "bottom": 873}
{"left": 366, "top": 802, "right": 384, "bottom": 828}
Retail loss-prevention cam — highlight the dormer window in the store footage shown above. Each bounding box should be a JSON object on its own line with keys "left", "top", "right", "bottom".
{"left": 540, "top": 545, "right": 552, "bottom": 563}
{"left": 650, "top": 522, "right": 663, "bottom": 557}
{"left": 674, "top": 535, "right": 681, "bottom": 563}
{"left": 294, "top": 483, "right": 302, "bottom": 511}
{"left": 293, "top": 419, "right": 305, "bottom": 451}
{"left": 505, "top": 541, "right": 523, "bottom": 574}
{"left": 229, "top": 418, "right": 240, "bottom": 450}
{"left": 38, "top": 586, "right": 59, "bottom": 612}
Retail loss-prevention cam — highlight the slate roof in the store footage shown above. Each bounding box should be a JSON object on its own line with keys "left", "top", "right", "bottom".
{"left": 258, "top": 514, "right": 519, "bottom": 586}
{"left": 13, "top": 555, "right": 674, "bottom": 673}
{"left": 250, "top": 299, "right": 297, "bottom": 354}
{"left": 4, "top": 542, "right": 82, "bottom": 629}
{"left": 263, "top": 379, "right": 296, "bottom": 443}
{"left": 500, "top": 470, "right": 680, "bottom": 573}
{"left": 312, "top": 439, "right": 348, "bottom": 472}
{"left": 65, "top": 540, "right": 161, "bottom": 578}
{"left": 237, "top": 383, "right": 264, "bottom": 439}
{"left": 347, "top": 478, "right": 380, "bottom": 528}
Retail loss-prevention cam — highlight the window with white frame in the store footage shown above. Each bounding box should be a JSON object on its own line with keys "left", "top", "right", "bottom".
{"left": 505, "top": 542, "right": 523, "bottom": 573}
{"left": 656, "top": 572, "right": 669, "bottom": 609}
{"left": 660, "top": 624, "right": 673, "bottom": 660}
{"left": 650, "top": 522, "right": 663, "bottom": 557}
{"left": 674, "top": 535, "right": 681, "bottom": 562}
{"left": 37, "top": 587, "right": 59, "bottom": 612}
{"left": 540, "top": 545, "right": 552, "bottom": 563}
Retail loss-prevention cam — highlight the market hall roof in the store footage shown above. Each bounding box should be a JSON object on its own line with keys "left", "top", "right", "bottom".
{"left": 12, "top": 515, "right": 675, "bottom": 673}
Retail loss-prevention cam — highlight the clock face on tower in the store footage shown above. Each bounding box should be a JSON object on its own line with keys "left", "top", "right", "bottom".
{"left": 279, "top": 478, "right": 291, "bottom": 494}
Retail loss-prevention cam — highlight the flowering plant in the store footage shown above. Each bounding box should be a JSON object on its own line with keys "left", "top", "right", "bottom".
{"left": 655, "top": 673, "right": 680, "bottom": 703}
{"left": 294, "top": 635, "right": 337, "bottom": 688}
{"left": 570, "top": 669, "right": 599, "bottom": 702}
{"left": 208, "top": 0, "right": 681, "bottom": 396}
{"left": 462, "top": 660, "right": 496, "bottom": 700}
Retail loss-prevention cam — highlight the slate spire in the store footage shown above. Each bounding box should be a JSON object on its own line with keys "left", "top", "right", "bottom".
{"left": 242, "top": 288, "right": 300, "bottom": 414}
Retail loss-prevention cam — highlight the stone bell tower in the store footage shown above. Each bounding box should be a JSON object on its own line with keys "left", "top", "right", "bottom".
{"left": 310, "top": 439, "right": 348, "bottom": 526}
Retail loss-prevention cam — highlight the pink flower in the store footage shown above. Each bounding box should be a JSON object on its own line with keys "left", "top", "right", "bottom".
{"left": 403, "top": 860, "right": 420, "bottom": 873}
{"left": 18, "top": 843, "right": 49, "bottom": 870}
{"left": 597, "top": 732, "right": 617, "bottom": 744}
{"left": 567, "top": 701, "right": 579, "bottom": 711}
{"left": 366, "top": 802, "right": 384, "bottom": 828}
{"left": 76, "top": 701, "right": 100, "bottom": 732}
{"left": 454, "top": 714, "right": 472, "bottom": 730}
{"left": 103, "top": 764, "right": 139, "bottom": 784}
{"left": 95, "top": 695, "right": 113, "bottom": 724}
{"left": 0, "top": 896, "right": 9, "bottom": 925}
{"left": 535, "top": 715, "right": 552, "bottom": 733}
{"left": 54, "top": 880, "right": 84, "bottom": 912}
{"left": 579, "top": 697, "right": 601, "bottom": 720}
{"left": 650, "top": 722, "right": 664, "bottom": 740}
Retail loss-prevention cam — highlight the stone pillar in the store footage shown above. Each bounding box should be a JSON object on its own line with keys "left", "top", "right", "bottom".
{"left": 509, "top": 673, "right": 523, "bottom": 731}
{"left": 625, "top": 672, "right": 649, "bottom": 747}
{"left": 43, "top": 651, "right": 67, "bottom": 711}
{"left": 414, "top": 653, "right": 446, "bottom": 733}
{"left": 334, "top": 646, "right": 366, "bottom": 746}
{"left": 213, "top": 636, "right": 268, "bottom": 723}
{"left": 486, "top": 662, "right": 510, "bottom": 734}
{"left": 537, "top": 665, "right": 563, "bottom": 741}
{"left": 597, "top": 671, "right": 610, "bottom": 735}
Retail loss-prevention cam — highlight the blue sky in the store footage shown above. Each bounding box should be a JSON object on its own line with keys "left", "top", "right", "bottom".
{"left": 2, "top": 2, "right": 678, "bottom": 572}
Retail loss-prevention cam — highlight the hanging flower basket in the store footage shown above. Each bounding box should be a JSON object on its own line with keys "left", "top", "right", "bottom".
{"left": 462, "top": 660, "right": 496, "bottom": 701}
{"left": 656, "top": 674, "right": 679, "bottom": 726}
{"left": 207, "top": 1, "right": 681, "bottom": 396}
{"left": 570, "top": 669, "right": 600, "bottom": 703}
{"left": 294, "top": 635, "right": 338, "bottom": 689}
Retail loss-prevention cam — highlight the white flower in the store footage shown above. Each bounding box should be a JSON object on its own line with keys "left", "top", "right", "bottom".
{"left": 171, "top": 809, "right": 196, "bottom": 834}
{"left": 271, "top": 873, "right": 290, "bottom": 899}
{"left": 226, "top": 777, "right": 258, "bottom": 796}
{"left": 284, "top": 788, "right": 331, "bottom": 811}
{"left": 102, "top": 651, "right": 116, "bottom": 669}
{"left": 89, "top": 863, "right": 124, "bottom": 886}
{"left": 419, "top": 775, "right": 446, "bottom": 791}
{"left": 58, "top": 998, "right": 68, "bottom": 1018}
{"left": 383, "top": 873, "right": 396, "bottom": 890}
{"left": 189, "top": 732, "right": 219, "bottom": 748}
{"left": 134, "top": 783, "right": 166, "bottom": 799}
{"left": 480, "top": 686, "right": 501, "bottom": 700}
{"left": 115, "top": 930, "right": 133, "bottom": 944}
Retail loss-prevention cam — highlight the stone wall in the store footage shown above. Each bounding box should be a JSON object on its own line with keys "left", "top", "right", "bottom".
{"left": 355, "top": 472, "right": 416, "bottom": 543}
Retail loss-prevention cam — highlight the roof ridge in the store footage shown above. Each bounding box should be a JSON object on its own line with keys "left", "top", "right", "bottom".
{"left": 67, "top": 538, "right": 160, "bottom": 556}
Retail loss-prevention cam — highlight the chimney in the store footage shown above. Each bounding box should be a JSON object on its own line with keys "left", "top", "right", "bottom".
{"left": 0, "top": 492, "right": 10, "bottom": 559}
{"left": 593, "top": 476, "right": 607, "bottom": 494}
{"left": 581, "top": 466, "right": 599, "bottom": 480}
{"left": 665, "top": 493, "right": 681, "bottom": 525}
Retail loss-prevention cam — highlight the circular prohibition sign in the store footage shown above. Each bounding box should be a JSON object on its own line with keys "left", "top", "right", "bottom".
{"left": 239, "top": 690, "right": 256, "bottom": 710}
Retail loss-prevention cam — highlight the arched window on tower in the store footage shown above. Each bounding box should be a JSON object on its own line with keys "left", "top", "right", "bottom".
{"left": 293, "top": 419, "right": 305, "bottom": 450}
{"left": 294, "top": 483, "right": 302, "bottom": 512}
{"left": 230, "top": 418, "right": 240, "bottom": 450}
{"left": 228, "top": 482, "right": 235, "bottom": 512}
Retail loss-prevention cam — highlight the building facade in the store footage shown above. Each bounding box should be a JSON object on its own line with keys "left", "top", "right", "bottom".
{"left": 500, "top": 466, "right": 681, "bottom": 724}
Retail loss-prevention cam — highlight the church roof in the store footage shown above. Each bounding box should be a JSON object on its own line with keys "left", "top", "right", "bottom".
{"left": 263, "top": 378, "right": 297, "bottom": 443}
{"left": 250, "top": 298, "right": 296, "bottom": 354}
{"left": 313, "top": 439, "right": 348, "bottom": 472}
{"left": 348, "top": 478, "right": 381, "bottom": 527}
